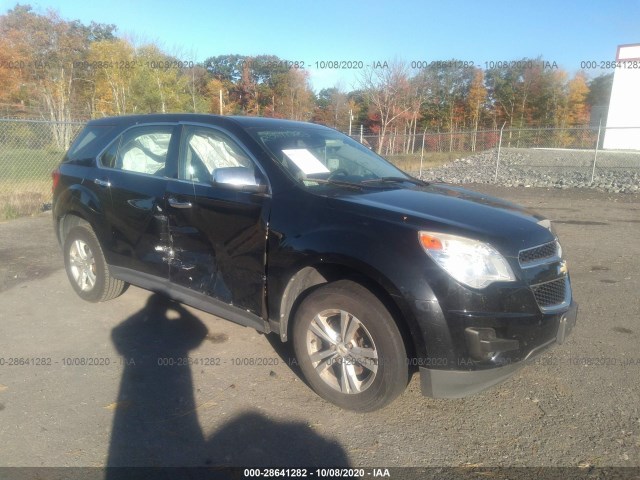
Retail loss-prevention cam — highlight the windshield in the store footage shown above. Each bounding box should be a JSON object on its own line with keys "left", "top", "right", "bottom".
{"left": 247, "top": 124, "right": 412, "bottom": 188}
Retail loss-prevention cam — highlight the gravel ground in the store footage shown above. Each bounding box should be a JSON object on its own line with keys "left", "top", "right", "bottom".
{"left": 420, "top": 148, "right": 640, "bottom": 194}
{"left": 0, "top": 186, "right": 639, "bottom": 471}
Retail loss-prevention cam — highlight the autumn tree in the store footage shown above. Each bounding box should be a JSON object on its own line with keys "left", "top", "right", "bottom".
{"left": 485, "top": 58, "right": 579, "bottom": 146}
{"left": 345, "top": 89, "right": 373, "bottom": 136}
{"left": 86, "top": 39, "right": 135, "bottom": 116}
{"left": 467, "top": 68, "right": 487, "bottom": 150}
{"left": 206, "top": 77, "right": 236, "bottom": 114}
{"left": 413, "top": 61, "right": 474, "bottom": 152}
{"left": 0, "top": 6, "right": 601, "bottom": 137}
{"left": 313, "top": 87, "right": 358, "bottom": 131}
{"left": 235, "top": 57, "right": 259, "bottom": 114}
{"left": 565, "top": 71, "right": 590, "bottom": 125}
{"left": 485, "top": 59, "right": 533, "bottom": 130}
{"left": 0, "top": 5, "right": 117, "bottom": 146}
{"left": 271, "top": 68, "right": 314, "bottom": 120}
{"left": 0, "top": 31, "right": 26, "bottom": 111}
{"left": 183, "top": 64, "right": 209, "bottom": 113}
{"left": 359, "top": 60, "right": 412, "bottom": 154}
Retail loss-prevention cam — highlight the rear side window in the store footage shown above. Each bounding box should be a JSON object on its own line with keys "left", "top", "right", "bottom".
{"left": 100, "top": 126, "right": 173, "bottom": 176}
{"left": 65, "top": 125, "right": 116, "bottom": 163}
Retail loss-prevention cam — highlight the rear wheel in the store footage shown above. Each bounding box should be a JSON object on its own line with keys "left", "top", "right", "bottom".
{"left": 63, "top": 226, "right": 127, "bottom": 302}
{"left": 292, "top": 280, "right": 408, "bottom": 411}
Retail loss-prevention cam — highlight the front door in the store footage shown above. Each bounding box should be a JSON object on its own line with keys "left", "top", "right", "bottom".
{"left": 165, "top": 124, "right": 270, "bottom": 318}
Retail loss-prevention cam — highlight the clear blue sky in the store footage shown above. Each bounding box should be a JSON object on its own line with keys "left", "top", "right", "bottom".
{"left": 2, "top": 0, "right": 638, "bottom": 91}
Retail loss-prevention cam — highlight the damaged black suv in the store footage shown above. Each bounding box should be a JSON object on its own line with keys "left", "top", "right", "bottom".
{"left": 52, "top": 114, "right": 577, "bottom": 411}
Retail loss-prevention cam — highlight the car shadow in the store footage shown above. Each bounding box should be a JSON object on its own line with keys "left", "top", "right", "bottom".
{"left": 105, "top": 293, "right": 349, "bottom": 475}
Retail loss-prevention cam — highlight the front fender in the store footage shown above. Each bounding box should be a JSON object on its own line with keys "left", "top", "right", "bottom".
{"left": 267, "top": 219, "right": 436, "bottom": 359}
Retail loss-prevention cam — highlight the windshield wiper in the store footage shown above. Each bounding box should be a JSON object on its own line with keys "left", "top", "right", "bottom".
{"left": 304, "top": 177, "right": 364, "bottom": 190}
{"left": 361, "top": 176, "right": 428, "bottom": 186}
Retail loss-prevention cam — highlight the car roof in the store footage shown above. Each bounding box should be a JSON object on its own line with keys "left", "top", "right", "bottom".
{"left": 86, "top": 113, "right": 331, "bottom": 132}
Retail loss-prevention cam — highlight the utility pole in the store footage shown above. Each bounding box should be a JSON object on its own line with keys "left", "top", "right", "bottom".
{"left": 219, "top": 89, "right": 223, "bottom": 115}
{"left": 348, "top": 109, "right": 353, "bottom": 136}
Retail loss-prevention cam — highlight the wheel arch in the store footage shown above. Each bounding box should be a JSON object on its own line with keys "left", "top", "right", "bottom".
{"left": 54, "top": 183, "right": 107, "bottom": 246}
{"left": 276, "top": 261, "right": 422, "bottom": 361}
{"left": 57, "top": 212, "right": 90, "bottom": 246}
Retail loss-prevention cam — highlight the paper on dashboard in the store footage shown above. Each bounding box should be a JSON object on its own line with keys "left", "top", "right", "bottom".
{"left": 282, "top": 149, "right": 330, "bottom": 175}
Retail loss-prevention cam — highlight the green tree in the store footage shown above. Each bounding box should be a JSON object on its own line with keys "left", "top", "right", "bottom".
{"left": 204, "top": 54, "right": 245, "bottom": 83}
{"left": 130, "top": 45, "right": 191, "bottom": 113}
{"left": 586, "top": 73, "right": 613, "bottom": 108}
{"left": 313, "top": 87, "right": 354, "bottom": 130}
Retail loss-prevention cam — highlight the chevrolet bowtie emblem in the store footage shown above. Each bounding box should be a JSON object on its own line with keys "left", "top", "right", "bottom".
{"left": 559, "top": 260, "right": 568, "bottom": 276}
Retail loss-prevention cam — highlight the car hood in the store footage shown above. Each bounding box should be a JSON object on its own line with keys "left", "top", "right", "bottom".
{"left": 327, "top": 183, "right": 553, "bottom": 255}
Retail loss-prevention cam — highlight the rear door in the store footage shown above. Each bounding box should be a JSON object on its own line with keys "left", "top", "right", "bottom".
{"left": 165, "top": 124, "right": 270, "bottom": 318}
{"left": 96, "top": 123, "right": 179, "bottom": 279}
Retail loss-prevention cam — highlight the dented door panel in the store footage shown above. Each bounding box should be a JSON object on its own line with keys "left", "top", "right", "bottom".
{"left": 165, "top": 180, "right": 269, "bottom": 317}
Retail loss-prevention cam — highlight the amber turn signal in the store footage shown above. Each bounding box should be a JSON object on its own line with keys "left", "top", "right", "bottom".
{"left": 419, "top": 232, "right": 443, "bottom": 251}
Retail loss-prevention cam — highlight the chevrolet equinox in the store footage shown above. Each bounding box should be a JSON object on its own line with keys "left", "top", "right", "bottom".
{"left": 52, "top": 114, "right": 577, "bottom": 411}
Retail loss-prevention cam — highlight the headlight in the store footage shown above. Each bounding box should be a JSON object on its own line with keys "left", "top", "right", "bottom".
{"left": 418, "top": 231, "right": 516, "bottom": 289}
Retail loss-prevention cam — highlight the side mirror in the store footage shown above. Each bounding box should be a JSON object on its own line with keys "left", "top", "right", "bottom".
{"left": 212, "top": 167, "right": 267, "bottom": 193}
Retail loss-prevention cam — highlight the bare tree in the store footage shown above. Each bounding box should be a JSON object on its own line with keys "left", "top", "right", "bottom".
{"left": 358, "top": 60, "right": 412, "bottom": 154}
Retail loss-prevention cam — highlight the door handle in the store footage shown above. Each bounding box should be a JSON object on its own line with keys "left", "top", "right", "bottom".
{"left": 94, "top": 178, "right": 111, "bottom": 187}
{"left": 168, "top": 197, "right": 192, "bottom": 209}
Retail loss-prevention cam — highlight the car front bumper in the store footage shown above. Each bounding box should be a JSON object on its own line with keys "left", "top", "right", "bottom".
{"left": 419, "top": 300, "right": 578, "bottom": 398}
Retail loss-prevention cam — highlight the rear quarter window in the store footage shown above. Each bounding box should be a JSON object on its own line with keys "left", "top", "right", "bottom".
{"left": 64, "top": 125, "right": 117, "bottom": 163}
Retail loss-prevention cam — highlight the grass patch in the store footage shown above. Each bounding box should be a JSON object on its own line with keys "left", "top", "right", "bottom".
{"left": 0, "top": 191, "right": 48, "bottom": 220}
{"left": 0, "top": 148, "right": 65, "bottom": 181}
{"left": 0, "top": 179, "right": 51, "bottom": 221}
{"left": 0, "top": 147, "right": 62, "bottom": 220}
{"left": 386, "top": 151, "right": 472, "bottom": 173}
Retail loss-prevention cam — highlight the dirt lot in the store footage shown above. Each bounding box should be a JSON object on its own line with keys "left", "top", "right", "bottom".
{"left": 0, "top": 185, "right": 639, "bottom": 469}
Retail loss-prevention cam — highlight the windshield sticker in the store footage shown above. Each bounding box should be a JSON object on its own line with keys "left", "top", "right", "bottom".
{"left": 282, "top": 149, "right": 330, "bottom": 175}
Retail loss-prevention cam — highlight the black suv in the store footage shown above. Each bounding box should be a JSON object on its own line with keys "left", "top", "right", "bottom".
{"left": 52, "top": 114, "right": 577, "bottom": 411}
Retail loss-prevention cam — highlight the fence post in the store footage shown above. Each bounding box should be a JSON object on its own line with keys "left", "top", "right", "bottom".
{"left": 419, "top": 129, "right": 427, "bottom": 178}
{"left": 494, "top": 122, "right": 506, "bottom": 183}
{"left": 591, "top": 119, "right": 602, "bottom": 185}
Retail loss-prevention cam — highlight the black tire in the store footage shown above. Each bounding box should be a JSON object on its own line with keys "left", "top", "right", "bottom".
{"left": 63, "top": 225, "right": 127, "bottom": 303}
{"left": 292, "top": 280, "right": 408, "bottom": 411}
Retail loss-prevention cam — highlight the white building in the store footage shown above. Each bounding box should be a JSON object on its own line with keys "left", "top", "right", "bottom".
{"left": 603, "top": 44, "right": 640, "bottom": 150}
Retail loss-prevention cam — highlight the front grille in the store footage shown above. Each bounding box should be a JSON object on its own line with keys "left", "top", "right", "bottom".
{"left": 532, "top": 277, "right": 567, "bottom": 309}
{"left": 519, "top": 241, "right": 558, "bottom": 266}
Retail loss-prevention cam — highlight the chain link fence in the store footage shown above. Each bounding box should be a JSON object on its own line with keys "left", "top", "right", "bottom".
{"left": 1, "top": 119, "right": 639, "bottom": 220}
{"left": 411, "top": 126, "right": 640, "bottom": 192}
{"left": 352, "top": 125, "right": 639, "bottom": 191}
{"left": 0, "top": 119, "right": 84, "bottom": 220}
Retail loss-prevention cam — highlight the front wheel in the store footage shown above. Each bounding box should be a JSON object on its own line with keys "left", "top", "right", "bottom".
{"left": 63, "top": 225, "right": 127, "bottom": 303}
{"left": 292, "top": 280, "right": 408, "bottom": 411}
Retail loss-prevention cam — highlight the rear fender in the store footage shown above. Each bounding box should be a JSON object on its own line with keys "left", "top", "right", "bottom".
{"left": 54, "top": 184, "right": 108, "bottom": 246}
